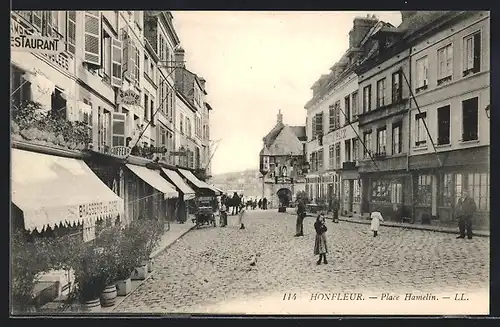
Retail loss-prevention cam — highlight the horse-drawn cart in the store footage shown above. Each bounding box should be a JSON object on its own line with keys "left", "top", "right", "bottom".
{"left": 192, "top": 196, "right": 217, "bottom": 228}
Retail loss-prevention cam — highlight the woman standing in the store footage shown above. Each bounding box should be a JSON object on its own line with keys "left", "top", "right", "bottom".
{"left": 313, "top": 214, "right": 328, "bottom": 265}
{"left": 238, "top": 203, "right": 246, "bottom": 229}
{"left": 370, "top": 211, "right": 384, "bottom": 237}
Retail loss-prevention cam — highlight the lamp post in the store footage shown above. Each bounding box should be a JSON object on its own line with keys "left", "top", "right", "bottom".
{"left": 485, "top": 104, "right": 490, "bottom": 119}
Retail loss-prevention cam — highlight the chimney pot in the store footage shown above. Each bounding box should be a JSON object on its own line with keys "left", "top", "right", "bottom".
{"left": 277, "top": 110, "right": 283, "bottom": 124}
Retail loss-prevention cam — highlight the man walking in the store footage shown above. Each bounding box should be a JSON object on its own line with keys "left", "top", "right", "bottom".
{"left": 295, "top": 198, "right": 306, "bottom": 237}
{"left": 332, "top": 195, "right": 340, "bottom": 223}
{"left": 456, "top": 189, "right": 477, "bottom": 239}
{"left": 262, "top": 197, "right": 268, "bottom": 210}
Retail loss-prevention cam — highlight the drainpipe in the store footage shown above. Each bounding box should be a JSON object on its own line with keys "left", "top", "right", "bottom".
{"left": 407, "top": 46, "right": 415, "bottom": 223}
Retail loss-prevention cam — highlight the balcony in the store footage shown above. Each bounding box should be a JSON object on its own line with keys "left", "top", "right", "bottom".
{"left": 341, "top": 161, "right": 357, "bottom": 170}
{"left": 358, "top": 153, "right": 407, "bottom": 173}
{"left": 357, "top": 98, "right": 409, "bottom": 127}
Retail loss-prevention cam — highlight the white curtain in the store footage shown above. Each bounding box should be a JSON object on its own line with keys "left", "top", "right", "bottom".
{"left": 22, "top": 71, "right": 55, "bottom": 112}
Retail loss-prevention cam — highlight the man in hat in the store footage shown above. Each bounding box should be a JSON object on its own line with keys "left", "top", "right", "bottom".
{"left": 456, "top": 189, "right": 477, "bottom": 239}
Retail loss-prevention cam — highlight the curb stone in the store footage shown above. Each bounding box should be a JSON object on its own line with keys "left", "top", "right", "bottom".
{"left": 305, "top": 213, "right": 489, "bottom": 238}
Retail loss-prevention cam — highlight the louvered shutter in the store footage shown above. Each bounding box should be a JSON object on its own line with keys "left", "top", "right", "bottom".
{"left": 128, "top": 43, "right": 136, "bottom": 83}
{"left": 66, "top": 11, "right": 76, "bottom": 54}
{"left": 112, "top": 112, "right": 127, "bottom": 147}
{"left": 83, "top": 11, "right": 101, "bottom": 66}
{"left": 122, "top": 30, "right": 129, "bottom": 79}
{"left": 111, "top": 38, "right": 123, "bottom": 87}
{"left": 44, "top": 11, "right": 53, "bottom": 37}
{"left": 32, "top": 11, "right": 43, "bottom": 31}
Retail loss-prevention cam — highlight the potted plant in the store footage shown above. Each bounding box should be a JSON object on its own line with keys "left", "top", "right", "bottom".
{"left": 129, "top": 219, "right": 164, "bottom": 279}
{"left": 114, "top": 224, "right": 143, "bottom": 296}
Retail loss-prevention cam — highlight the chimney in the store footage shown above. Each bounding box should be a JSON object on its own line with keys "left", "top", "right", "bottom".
{"left": 348, "top": 15, "right": 379, "bottom": 49}
{"left": 401, "top": 11, "right": 417, "bottom": 22}
{"left": 175, "top": 47, "right": 185, "bottom": 68}
{"left": 277, "top": 109, "right": 283, "bottom": 125}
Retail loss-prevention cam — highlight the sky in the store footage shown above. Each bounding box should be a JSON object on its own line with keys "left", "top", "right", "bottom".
{"left": 171, "top": 11, "right": 402, "bottom": 175}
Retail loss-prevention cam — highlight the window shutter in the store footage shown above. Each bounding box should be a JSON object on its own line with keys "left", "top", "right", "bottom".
{"left": 44, "top": 11, "right": 53, "bottom": 37}
{"left": 83, "top": 11, "right": 101, "bottom": 66}
{"left": 122, "top": 29, "right": 129, "bottom": 79}
{"left": 112, "top": 112, "right": 127, "bottom": 147}
{"left": 128, "top": 43, "right": 136, "bottom": 83}
{"left": 134, "top": 47, "right": 140, "bottom": 84}
{"left": 111, "top": 38, "right": 123, "bottom": 87}
{"left": 32, "top": 11, "right": 43, "bottom": 31}
{"left": 66, "top": 11, "right": 76, "bottom": 54}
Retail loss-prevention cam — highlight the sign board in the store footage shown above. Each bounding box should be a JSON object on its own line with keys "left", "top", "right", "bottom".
{"left": 109, "top": 146, "right": 132, "bottom": 159}
{"left": 117, "top": 89, "right": 140, "bottom": 106}
{"left": 11, "top": 18, "right": 62, "bottom": 55}
{"left": 143, "top": 146, "right": 168, "bottom": 154}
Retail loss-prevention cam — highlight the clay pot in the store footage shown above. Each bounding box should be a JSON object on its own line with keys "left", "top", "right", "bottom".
{"left": 100, "top": 284, "right": 117, "bottom": 307}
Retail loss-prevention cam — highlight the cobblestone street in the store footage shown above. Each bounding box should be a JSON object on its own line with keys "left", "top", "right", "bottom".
{"left": 113, "top": 210, "right": 489, "bottom": 314}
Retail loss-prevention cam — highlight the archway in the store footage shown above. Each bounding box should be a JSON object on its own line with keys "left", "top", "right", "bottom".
{"left": 276, "top": 188, "right": 292, "bottom": 207}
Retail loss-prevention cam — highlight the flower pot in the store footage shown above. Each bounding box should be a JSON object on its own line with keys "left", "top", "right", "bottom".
{"left": 100, "top": 284, "right": 117, "bottom": 307}
{"left": 131, "top": 264, "right": 148, "bottom": 280}
{"left": 115, "top": 278, "right": 132, "bottom": 296}
{"left": 81, "top": 298, "right": 101, "bottom": 312}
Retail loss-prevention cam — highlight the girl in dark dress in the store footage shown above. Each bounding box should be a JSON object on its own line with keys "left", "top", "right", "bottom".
{"left": 313, "top": 214, "right": 328, "bottom": 265}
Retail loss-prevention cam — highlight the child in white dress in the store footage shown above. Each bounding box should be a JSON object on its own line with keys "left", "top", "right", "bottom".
{"left": 370, "top": 211, "right": 384, "bottom": 237}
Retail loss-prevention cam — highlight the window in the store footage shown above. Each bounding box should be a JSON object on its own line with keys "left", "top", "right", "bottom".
{"left": 144, "top": 54, "right": 149, "bottom": 77}
{"left": 353, "top": 180, "right": 361, "bottom": 203}
{"left": 112, "top": 112, "right": 126, "bottom": 146}
{"left": 186, "top": 117, "right": 191, "bottom": 137}
{"left": 376, "top": 78, "right": 386, "bottom": 107}
{"left": 467, "top": 173, "right": 489, "bottom": 211}
{"left": 391, "top": 181, "right": 403, "bottom": 204}
{"left": 363, "top": 85, "right": 371, "bottom": 112}
{"left": 328, "top": 104, "right": 335, "bottom": 131}
{"left": 150, "top": 62, "right": 155, "bottom": 81}
{"left": 10, "top": 66, "right": 32, "bottom": 106}
{"left": 462, "top": 97, "right": 478, "bottom": 141}
{"left": 335, "top": 143, "right": 341, "bottom": 169}
{"left": 415, "top": 112, "right": 427, "bottom": 146}
{"left": 416, "top": 175, "right": 432, "bottom": 206}
{"left": 392, "top": 122, "right": 402, "bottom": 154}
{"left": 318, "top": 148, "right": 324, "bottom": 170}
{"left": 334, "top": 101, "right": 340, "bottom": 129}
{"left": 351, "top": 91, "right": 358, "bottom": 118}
{"left": 437, "top": 105, "right": 450, "bottom": 145}
{"left": 440, "top": 173, "right": 453, "bottom": 207}
{"left": 454, "top": 173, "right": 462, "bottom": 208}
{"left": 51, "top": 88, "right": 67, "bottom": 120}
{"left": 437, "top": 44, "right": 453, "bottom": 83}
{"left": 328, "top": 144, "right": 335, "bottom": 169}
{"left": 344, "top": 96, "right": 351, "bottom": 123}
{"left": 102, "top": 30, "right": 112, "bottom": 80}
{"left": 159, "top": 35, "right": 166, "bottom": 61}
{"left": 83, "top": 11, "right": 101, "bottom": 66}
{"left": 144, "top": 92, "right": 149, "bottom": 121}
{"left": 150, "top": 97, "right": 154, "bottom": 123}
{"left": 134, "top": 46, "right": 140, "bottom": 83}
{"left": 66, "top": 11, "right": 76, "bottom": 54}
{"left": 180, "top": 113, "right": 184, "bottom": 134}
{"left": 314, "top": 112, "right": 324, "bottom": 137}
{"left": 392, "top": 71, "right": 402, "bottom": 103}
{"left": 352, "top": 138, "right": 359, "bottom": 161}
{"left": 344, "top": 139, "right": 351, "bottom": 162}
{"left": 416, "top": 56, "right": 428, "bottom": 92}
{"left": 363, "top": 131, "right": 372, "bottom": 158}
{"left": 98, "top": 107, "right": 110, "bottom": 151}
{"left": 463, "top": 32, "right": 481, "bottom": 76}
{"left": 372, "top": 179, "right": 390, "bottom": 203}
{"left": 376, "top": 127, "right": 386, "bottom": 155}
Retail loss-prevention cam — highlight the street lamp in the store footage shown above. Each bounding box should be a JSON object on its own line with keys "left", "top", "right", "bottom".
{"left": 485, "top": 104, "right": 490, "bottom": 119}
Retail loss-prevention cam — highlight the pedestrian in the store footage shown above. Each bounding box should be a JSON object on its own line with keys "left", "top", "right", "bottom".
{"left": 220, "top": 201, "right": 228, "bottom": 227}
{"left": 258, "top": 198, "right": 262, "bottom": 209}
{"left": 238, "top": 203, "right": 246, "bottom": 230}
{"left": 456, "top": 189, "right": 477, "bottom": 239}
{"left": 295, "top": 198, "right": 306, "bottom": 237}
{"left": 370, "top": 211, "right": 384, "bottom": 237}
{"left": 263, "top": 197, "right": 268, "bottom": 210}
{"left": 313, "top": 214, "right": 328, "bottom": 265}
{"left": 332, "top": 195, "right": 340, "bottom": 223}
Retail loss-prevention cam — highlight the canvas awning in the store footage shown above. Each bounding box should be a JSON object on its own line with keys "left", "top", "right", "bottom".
{"left": 210, "top": 185, "right": 224, "bottom": 194}
{"left": 177, "top": 169, "right": 222, "bottom": 195}
{"left": 161, "top": 168, "right": 196, "bottom": 200}
{"left": 126, "top": 164, "right": 178, "bottom": 199}
{"left": 11, "top": 149, "right": 124, "bottom": 233}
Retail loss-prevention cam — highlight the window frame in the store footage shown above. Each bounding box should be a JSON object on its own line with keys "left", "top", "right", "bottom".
{"left": 462, "top": 30, "right": 482, "bottom": 77}
{"left": 363, "top": 85, "right": 372, "bottom": 113}
{"left": 437, "top": 43, "right": 453, "bottom": 84}
{"left": 415, "top": 112, "right": 427, "bottom": 147}
{"left": 376, "top": 127, "right": 387, "bottom": 155}
{"left": 437, "top": 104, "right": 451, "bottom": 145}
{"left": 376, "top": 78, "right": 386, "bottom": 108}
{"left": 461, "top": 97, "right": 479, "bottom": 142}
{"left": 415, "top": 56, "right": 429, "bottom": 92}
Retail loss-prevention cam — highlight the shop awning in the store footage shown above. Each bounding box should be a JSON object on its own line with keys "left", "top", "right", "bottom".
{"left": 177, "top": 169, "right": 222, "bottom": 195}
{"left": 126, "top": 164, "right": 178, "bottom": 199}
{"left": 210, "top": 185, "right": 224, "bottom": 194}
{"left": 11, "top": 149, "right": 124, "bottom": 233}
{"left": 161, "top": 168, "right": 196, "bottom": 200}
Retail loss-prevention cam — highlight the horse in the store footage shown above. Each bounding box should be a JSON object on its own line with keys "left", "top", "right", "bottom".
{"left": 226, "top": 192, "right": 242, "bottom": 215}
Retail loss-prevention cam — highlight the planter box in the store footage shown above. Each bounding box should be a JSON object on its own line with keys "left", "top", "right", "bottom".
{"left": 115, "top": 278, "right": 132, "bottom": 296}
{"left": 131, "top": 265, "right": 148, "bottom": 280}
{"left": 148, "top": 259, "right": 154, "bottom": 273}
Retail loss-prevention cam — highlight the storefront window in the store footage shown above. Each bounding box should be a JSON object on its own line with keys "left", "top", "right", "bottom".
{"left": 353, "top": 180, "right": 361, "bottom": 203}
{"left": 372, "top": 179, "right": 391, "bottom": 203}
{"left": 440, "top": 173, "right": 453, "bottom": 207}
{"left": 467, "top": 173, "right": 489, "bottom": 211}
{"left": 390, "top": 181, "right": 402, "bottom": 204}
{"left": 416, "top": 175, "right": 432, "bottom": 206}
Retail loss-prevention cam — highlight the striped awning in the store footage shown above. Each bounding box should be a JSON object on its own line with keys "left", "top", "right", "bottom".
{"left": 11, "top": 149, "right": 124, "bottom": 233}
{"left": 161, "top": 168, "right": 196, "bottom": 200}
{"left": 126, "top": 164, "right": 178, "bottom": 199}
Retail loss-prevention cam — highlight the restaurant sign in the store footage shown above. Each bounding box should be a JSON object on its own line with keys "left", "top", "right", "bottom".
{"left": 117, "top": 89, "right": 140, "bottom": 106}
{"left": 11, "top": 18, "right": 62, "bottom": 55}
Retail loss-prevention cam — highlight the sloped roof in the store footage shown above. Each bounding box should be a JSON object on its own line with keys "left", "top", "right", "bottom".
{"left": 263, "top": 123, "right": 306, "bottom": 148}
{"left": 259, "top": 146, "right": 271, "bottom": 156}
{"left": 397, "top": 11, "right": 451, "bottom": 39}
